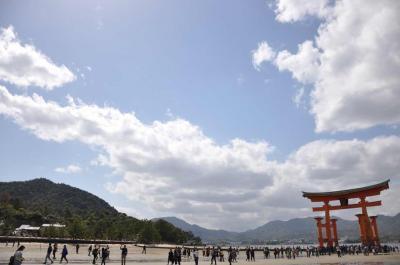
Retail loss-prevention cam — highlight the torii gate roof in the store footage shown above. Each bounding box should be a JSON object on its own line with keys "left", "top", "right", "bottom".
{"left": 302, "top": 179, "right": 390, "bottom": 201}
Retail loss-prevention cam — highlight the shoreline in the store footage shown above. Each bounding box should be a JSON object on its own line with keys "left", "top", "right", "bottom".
{"left": 1, "top": 243, "right": 399, "bottom": 265}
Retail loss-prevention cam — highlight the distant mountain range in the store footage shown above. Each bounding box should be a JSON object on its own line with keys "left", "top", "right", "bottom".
{"left": 159, "top": 214, "right": 400, "bottom": 244}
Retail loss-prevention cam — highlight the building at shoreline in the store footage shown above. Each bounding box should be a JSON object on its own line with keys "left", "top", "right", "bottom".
{"left": 14, "top": 223, "right": 66, "bottom": 237}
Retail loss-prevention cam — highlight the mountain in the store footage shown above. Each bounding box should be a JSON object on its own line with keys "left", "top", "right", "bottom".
{"left": 160, "top": 214, "right": 400, "bottom": 244}
{"left": 155, "top": 217, "right": 240, "bottom": 243}
{"left": 0, "top": 178, "right": 118, "bottom": 218}
{"left": 0, "top": 178, "right": 201, "bottom": 244}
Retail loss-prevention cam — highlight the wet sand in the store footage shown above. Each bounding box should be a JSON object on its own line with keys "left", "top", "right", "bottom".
{"left": 0, "top": 243, "right": 399, "bottom": 265}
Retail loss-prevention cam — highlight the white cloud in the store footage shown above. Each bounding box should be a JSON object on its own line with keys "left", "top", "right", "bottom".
{"left": 259, "top": 1, "right": 400, "bottom": 132}
{"left": 55, "top": 164, "right": 82, "bottom": 174}
{"left": 252, "top": 41, "right": 276, "bottom": 70}
{"left": 275, "top": 40, "right": 320, "bottom": 84}
{"left": 274, "top": 0, "right": 331, "bottom": 23}
{"left": 0, "top": 86, "right": 399, "bottom": 230}
{"left": 312, "top": 0, "right": 400, "bottom": 132}
{"left": 0, "top": 26, "right": 75, "bottom": 90}
{"left": 292, "top": 87, "right": 305, "bottom": 108}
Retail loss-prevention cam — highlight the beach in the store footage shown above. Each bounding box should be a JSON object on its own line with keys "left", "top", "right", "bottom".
{"left": 1, "top": 243, "right": 399, "bottom": 265}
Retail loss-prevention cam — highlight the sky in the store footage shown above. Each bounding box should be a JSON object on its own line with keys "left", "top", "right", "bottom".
{"left": 0, "top": 0, "right": 399, "bottom": 232}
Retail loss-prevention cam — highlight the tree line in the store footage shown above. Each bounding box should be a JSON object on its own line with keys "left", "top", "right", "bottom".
{"left": 0, "top": 193, "right": 201, "bottom": 244}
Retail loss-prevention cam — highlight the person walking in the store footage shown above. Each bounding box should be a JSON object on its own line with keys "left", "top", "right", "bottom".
{"left": 88, "top": 245, "right": 92, "bottom": 256}
{"left": 336, "top": 245, "right": 341, "bottom": 257}
{"left": 167, "top": 249, "right": 174, "bottom": 265}
{"left": 250, "top": 247, "right": 255, "bottom": 261}
{"left": 173, "top": 248, "right": 182, "bottom": 265}
{"left": 44, "top": 243, "right": 53, "bottom": 264}
{"left": 210, "top": 247, "right": 217, "bottom": 265}
{"left": 142, "top": 245, "right": 146, "bottom": 254}
{"left": 52, "top": 243, "right": 58, "bottom": 260}
{"left": 12, "top": 245, "right": 25, "bottom": 265}
{"left": 60, "top": 245, "right": 68, "bottom": 264}
{"left": 92, "top": 246, "right": 99, "bottom": 264}
{"left": 193, "top": 247, "right": 199, "bottom": 265}
{"left": 100, "top": 247, "right": 109, "bottom": 265}
{"left": 228, "top": 249, "right": 234, "bottom": 265}
{"left": 120, "top": 245, "right": 127, "bottom": 265}
{"left": 75, "top": 244, "right": 79, "bottom": 254}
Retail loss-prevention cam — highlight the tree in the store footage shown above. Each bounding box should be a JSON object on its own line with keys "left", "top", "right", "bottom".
{"left": 138, "top": 221, "right": 161, "bottom": 244}
{"left": 68, "top": 216, "right": 85, "bottom": 239}
{"left": 0, "top": 192, "right": 11, "bottom": 206}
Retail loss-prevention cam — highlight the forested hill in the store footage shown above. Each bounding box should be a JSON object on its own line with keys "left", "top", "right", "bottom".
{"left": 0, "top": 178, "right": 118, "bottom": 218}
{"left": 0, "top": 178, "right": 201, "bottom": 244}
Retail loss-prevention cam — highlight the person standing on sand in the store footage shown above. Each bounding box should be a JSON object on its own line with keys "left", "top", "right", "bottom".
{"left": 167, "top": 249, "right": 174, "bottom": 265}
{"left": 193, "top": 247, "right": 199, "bottom": 265}
{"left": 100, "top": 247, "right": 109, "bottom": 265}
{"left": 250, "top": 247, "right": 255, "bottom": 261}
{"left": 120, "top": 245, "right": 127, "bottom": 265}
{"left": 60, "top": 245, "right": 68, "bottom": 264}
{"left": 105, "top": 245, "right": 110, "bottom": 261}
{"left": 210, "top": 247, "right": 217, "bottom": 265}
{"left": 44, "top": 243, "right": 53, "bottom": 264}
{"left": 92, "top": 246, "right": 99, "bottom": 264}
{"left": 173, "top": 247, "right": 181, "bottom": 265}
{"left": 142, "top": 245, "right": 146, "bottom": 254}
{"left": 88, "top": 245, "right": 92, "bottom": 256}
{"left": 53, "top": 243, "right": 58, "bottom": 260}
{"left": 336, "top": 245, "right": 341, "bottom": 257}
{"left": 227, "top": 248, "right": 233, "bottom": 265}
{"left": 12, "top": 245, "right": 25, "bottom": 265}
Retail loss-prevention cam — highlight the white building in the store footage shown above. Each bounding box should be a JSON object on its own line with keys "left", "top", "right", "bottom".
{"left": 14, "top": 225, "right": 40, "bottom": 236}
{"left": 42, "top": 223, "right": 66, "bottom": 228}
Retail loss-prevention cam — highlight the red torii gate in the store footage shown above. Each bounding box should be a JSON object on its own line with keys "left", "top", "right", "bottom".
{"left": 303, "top": 180, "right": 390, "bottom": 248}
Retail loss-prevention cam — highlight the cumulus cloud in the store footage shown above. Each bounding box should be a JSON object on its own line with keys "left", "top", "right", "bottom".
{"left": 0, "top": 86, "right": 399, "bottom": 230}
{"left": 55, "top": 164, "right": 82, "bottom": 174}
{"left": 259, "top": 0, "right": 400, "bottom": 132}
{"left": 252, "top": 41, "right": 276, "bottom": 70}
{"left": 275, "top": 40, "right": 320, "bottom": 84}
{"left": 274, "top": 0, "right": 331, "bottom": 23}
{"left": 0, "top": 26, "right": 75, "bottom": 90}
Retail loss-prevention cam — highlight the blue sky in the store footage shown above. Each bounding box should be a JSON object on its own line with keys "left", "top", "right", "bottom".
{"left": 0, "top": 0, "right": 399, "bottom": 231}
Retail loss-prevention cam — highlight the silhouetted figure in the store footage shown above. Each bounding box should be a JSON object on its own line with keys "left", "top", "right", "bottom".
{"left": 210, "top": 247, "right": 217, "bottom": 265}
{"left": 75, "top": 244, "right": 79, "bottom": 254}
{"left": 101, "top": 247, "right": 109, "bottom": 265}
{"left": 52, "top": 243, "right": 58, "bottom": 260}
{"left": 250, "top": 247, "right": 255, "bottom": 261}
{"left": 60, "top": 245, "right": 68, "bottom": 264}
{"left": 44, "top": 243, "right": 53, "bottom": 264}
{"left": 92, "top": 246, "right": 99, "bottom": 264}
{"left": 193, "top": 248, "right": 199, "bottom": 265}
{"left": 120, "top": 245, "right": 127, "bottom": 265}
{"left": 167, "top": 249, "right": 174, "bottom": 265}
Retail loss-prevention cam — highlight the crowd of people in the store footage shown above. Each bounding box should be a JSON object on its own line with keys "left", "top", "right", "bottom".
{"left": 43, "top": 243, "right": 69, "bottom": 264}
{"left": 167, "top": 244, "right": 400, "bottom": 264}
{"left": 5, "top": 242, "right": 400, "bottom": 265}
{"left": 259, "top": 244, "right": 400, "bottom": 259}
